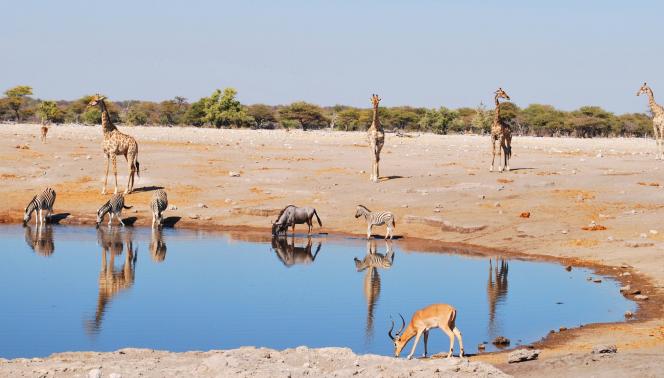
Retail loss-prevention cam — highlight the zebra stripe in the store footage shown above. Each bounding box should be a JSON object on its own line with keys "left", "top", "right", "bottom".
{"left": 96, "top": 193, "right": 132, "bottom": 226}
{"left": 150, "top": 189, "right": 168, "bottom": 227}
{"left": 23, "top": 187, "right": 56, "bottom": 225}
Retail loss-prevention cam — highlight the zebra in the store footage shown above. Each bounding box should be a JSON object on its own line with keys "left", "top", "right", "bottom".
{"left": 354, "top": 205, "right": 396, "bottom": 239}
{"left": 150, "top": 189, "right": 168, "bottom": 228}
{"left": 23, "top": 187, "right": 56, "bottom": 226}
{"left": 96, "top": 193, "right": 132, "bottom": 227}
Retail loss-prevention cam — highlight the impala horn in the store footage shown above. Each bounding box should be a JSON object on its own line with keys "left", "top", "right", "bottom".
{"left": 388, "top": 317, "right": 396, "bottom": 341}
{"left": 397, "top": 313, "right": 406, "bottom": 335}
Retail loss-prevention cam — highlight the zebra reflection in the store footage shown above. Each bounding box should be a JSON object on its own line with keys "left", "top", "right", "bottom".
{"left": 86, "top": 227, "right": 137, "bottom": 334}
{"left": 271, "top": 235, "right": 322, "bottom": 267}
{"left": 354, "top": 240, "right": 395, "bottom": 343}
{"left": 487, "top": 258, "right": 509, "bottom": 338}
{"left": 23, "top": 224, "right": 55, "bottom": 257}
{"left": 150, "top": 226, "right": 167, "bottom": 262}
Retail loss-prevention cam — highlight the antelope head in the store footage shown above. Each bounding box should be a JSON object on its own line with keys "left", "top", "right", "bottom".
{"left": 637, "top": 82, "right": 650, "bottom": 97}
{"left": 494, "top": 87, "right": 510, "bottom": 101}
{"left": 387, "top": 314, "right": 407, "bottom": 357}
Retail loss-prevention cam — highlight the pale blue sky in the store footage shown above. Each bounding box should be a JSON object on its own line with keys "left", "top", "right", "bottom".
{"left": 2, "top": 1, "right": 662, "bottom": 113}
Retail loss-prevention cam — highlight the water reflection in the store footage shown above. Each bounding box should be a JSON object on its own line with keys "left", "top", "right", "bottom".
{"left": 86, "top": 227, "right": 137, "bottom": 335}
{"left": 271, "top": 236, "right": 322, "bottom": 267}
{"left": 354, "top": 240, "right": 395, "bottom": 343}
{"left": 487, "top": 258, "right": 509, "bottom": 338}
{"left": 23, "top": 224, "right": 55, "bottom": 257}
{"left": 149, "top": 227, "right": 167, "bottom": 262}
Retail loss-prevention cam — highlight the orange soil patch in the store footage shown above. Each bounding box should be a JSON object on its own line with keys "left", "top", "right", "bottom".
{"left": 637, "top": 182, "right": 660, "bottom": 187}
{"left": 315, "top": 167, "right": 349, "bottom": 175}
{"left": 519, "top": 212, "right": 531, "bottom": 218}
{"left": 581, "top": 224, "right": 607, "bottom": 231}
{"left": 568, "top": 239, "right": 600, "bottom": 248}
{"left": 497, "top": 178, "right": 513, "bottom": 184}
{"left": 553, "top": 189, "right": 596, "bottom": 201}
{"left": 536, "top": 171, "right": 559, "bottom": 176}
{"left": 0, "top": 174, "right": 18, "bottom": 179}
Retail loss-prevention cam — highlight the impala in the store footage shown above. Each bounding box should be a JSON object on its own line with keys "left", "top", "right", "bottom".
{"left": 388, "top": 304, "right": 464, "bottom": 360}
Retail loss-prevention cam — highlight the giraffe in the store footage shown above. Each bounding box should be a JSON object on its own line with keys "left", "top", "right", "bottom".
{"left": 367, "top": 94, "right": 385, "bottom": 182}
{"left": 87, "top": 95, "right": 140, "bottom": 194}
{"left": 637, "top": 83, "right": 664, "bottom": 159}
{"left": 486, "top": 258, "right": 509, "bottom": 338}
{"left": 489, "top": 87, "right": 512, "bottom": 172}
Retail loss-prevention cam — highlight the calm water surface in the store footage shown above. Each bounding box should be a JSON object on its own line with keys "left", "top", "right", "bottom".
{"left": 0, "top": 225, "right": 635, "bottom": 358}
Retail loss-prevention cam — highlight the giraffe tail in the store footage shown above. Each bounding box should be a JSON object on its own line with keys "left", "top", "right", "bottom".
{"left": 135, "top": 161, "right": 140, "bottom": 178}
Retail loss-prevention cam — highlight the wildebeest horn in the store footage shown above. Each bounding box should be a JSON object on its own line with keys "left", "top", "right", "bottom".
{"left": 388, "top": 316, "right": 396, "bottom": 341}
{"left": 397, "top": 313, "right": 406, "bottom": 335}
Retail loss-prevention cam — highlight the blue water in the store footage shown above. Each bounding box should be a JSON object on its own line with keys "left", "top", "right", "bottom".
{"left": 0, "top": 225, "right": 635, "bottom": 358}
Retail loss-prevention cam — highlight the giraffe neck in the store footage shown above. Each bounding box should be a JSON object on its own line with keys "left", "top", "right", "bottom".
{"left": 493, "top": 95, "right": 501, "bottom": 125}
{"left": 646, "top": 88, "right": 664, "bottom": 116}
{"left": 371, "top": 107, "right": 382, "bottom": 130}
{"left": 99, "top": 100, "right": 117, "bottom": 133}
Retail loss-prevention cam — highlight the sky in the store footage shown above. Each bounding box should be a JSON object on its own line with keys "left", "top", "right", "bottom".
{"left": 2, "top": 0, "right": 663, "bottom": 114}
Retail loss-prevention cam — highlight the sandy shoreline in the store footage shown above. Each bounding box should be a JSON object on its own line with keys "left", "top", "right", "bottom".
{"left": 2, "top": 124, "right": 664, "bottom": 376}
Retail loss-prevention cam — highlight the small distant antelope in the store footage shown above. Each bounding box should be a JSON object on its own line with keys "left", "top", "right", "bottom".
{"left": 40, "top": 121, "right": 49, "bottom": 143}
{"left": 96, "top": 193, "right": 132, "bottom": 227}
{"left": 354, "top": 205, "right": 395, "bottom": 239}
{"left": 388, "top": 304, "right": 464, "bottom": 360}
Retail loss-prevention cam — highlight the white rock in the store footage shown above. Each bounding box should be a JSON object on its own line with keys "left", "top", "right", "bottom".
{"left": 508, "top": 349, "right": 540, "bottom": 363}
{"left": 229, "top": 171, "right": 241, "bottom": 177}
{"left": 88, "top": 369, "right": 102, "bottom": 378}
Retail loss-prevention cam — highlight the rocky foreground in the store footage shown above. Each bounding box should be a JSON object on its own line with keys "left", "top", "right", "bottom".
{"left": 0, "top": 347, "right": 507, "bottom": 378}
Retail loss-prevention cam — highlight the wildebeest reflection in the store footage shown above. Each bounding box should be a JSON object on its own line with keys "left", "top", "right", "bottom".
{"left": 23, "top": 224, "right": 55, "bottom": 257}
{"left": 86, "top": 226, "right": 137, "bottom": 334}
{"left": 271, "top": 236, "right": 322, "bottom": 267}
{"left": 354, "top": 240, "right": 395, "bottom": 342}
{"left": 150, "top": 226, "right": 167, "bottom": 262}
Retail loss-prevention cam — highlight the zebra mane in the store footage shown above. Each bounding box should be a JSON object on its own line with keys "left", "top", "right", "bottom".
{"left": 357, "top": 204, "right": 371, "bottom": 212}
{"left": 274, "top": 205, "right": 296, "bottom": 222}
{"left": 25, "top": 195, "right": 37, "bottom": 213}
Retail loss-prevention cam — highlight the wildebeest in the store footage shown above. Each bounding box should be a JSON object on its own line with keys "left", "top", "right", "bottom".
{"left": 272, "top": 205, "right": 322, "bottom": 235}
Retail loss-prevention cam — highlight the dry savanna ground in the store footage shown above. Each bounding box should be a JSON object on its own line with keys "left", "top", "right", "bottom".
{"left": 1, "top": 124, "right": 664, "bottom": 377}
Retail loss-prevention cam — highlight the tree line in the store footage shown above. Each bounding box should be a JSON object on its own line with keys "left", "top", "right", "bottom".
{"left": 0, "top": 85, "right": 653, "bottom": 138}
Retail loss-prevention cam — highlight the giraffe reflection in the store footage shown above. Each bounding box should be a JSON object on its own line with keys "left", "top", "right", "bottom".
{"left": 487, "top": 258, "right": 509, "bottom": 338}
{"left": 354, "top": 240, "right": 395, "bottom": 343}
{"left": 23, "top": 224, "right": 55, "bottom": 257}
{"left": 86, "top": 227, "right": 137, "bottom": 335}
{"left": 271, "top": 235, "right": 322, "bottom": 267}
{"left": 149, "top": 227, "right": 167, "bottom": 262}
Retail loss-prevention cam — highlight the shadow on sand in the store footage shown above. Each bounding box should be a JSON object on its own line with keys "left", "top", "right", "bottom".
{"left": 132, "top": 186, "right": 165, "bottom": 193}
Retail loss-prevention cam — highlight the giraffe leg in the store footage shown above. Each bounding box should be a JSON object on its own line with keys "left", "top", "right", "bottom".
{"left": 504, "top": 134, "right": 512, "bottom": 171}
{"left": 498, "top": 135, "right": 504, "bottom": 172}
{"left": 111, "top": 155, "right": 119, "bottom": 194}
{"left": 658, "top": 124, "right": 664, "bottom": 160}
{"left": 653, "top": 124, "right": 661, "bottom": 159}
{"left": 102, "top": 155, "right": 110, "bottom": 194}
{"left": 125, "top": 157, "right": 134, "bottom": 194}
{"left": 490, "top": 137, "right": 496, "bottom": 172}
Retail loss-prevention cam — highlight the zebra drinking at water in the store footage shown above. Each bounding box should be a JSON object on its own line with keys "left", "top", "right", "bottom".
{"left": 96, "top": 193, "right": 132, "bottom": 227}
{"left": 354, "top": 205, "right": 396, "bottom": 239}
{"left": 150, "top": 189, "right": 168, "bottom": 228}
{"left": 23, "top": 187, "right": 56, "bottom": 226}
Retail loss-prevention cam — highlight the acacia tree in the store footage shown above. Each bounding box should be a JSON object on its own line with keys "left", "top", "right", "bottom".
{"left": 246, "top": 104, "right": 277, "bottom": 128}
{"left": 278, "top": 102, "right": 328, "bottom": 130}
{"left": 4, "top": 85, "right": 33, "bottom": 121}
{"left": 36, "top": 100, "right": 64, "bottom": 123}
{"left": 418, "top": 107, "right": 458, "bottom": 134}
{"left": 200, "top": 88, "right": 254, "bottom": 128}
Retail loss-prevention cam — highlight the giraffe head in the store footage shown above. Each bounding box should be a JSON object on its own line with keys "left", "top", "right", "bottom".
{"left": 494, "top": 87, "right": 510, "bottom": 101}
{"left": 87, "top": 94, "right": 107, "bottom": 108}
{"left": 637, "top": 82, "right": 650, "bottom": 97}
{"left": 371, "top": 94, "right": 381, "bottom": 109}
